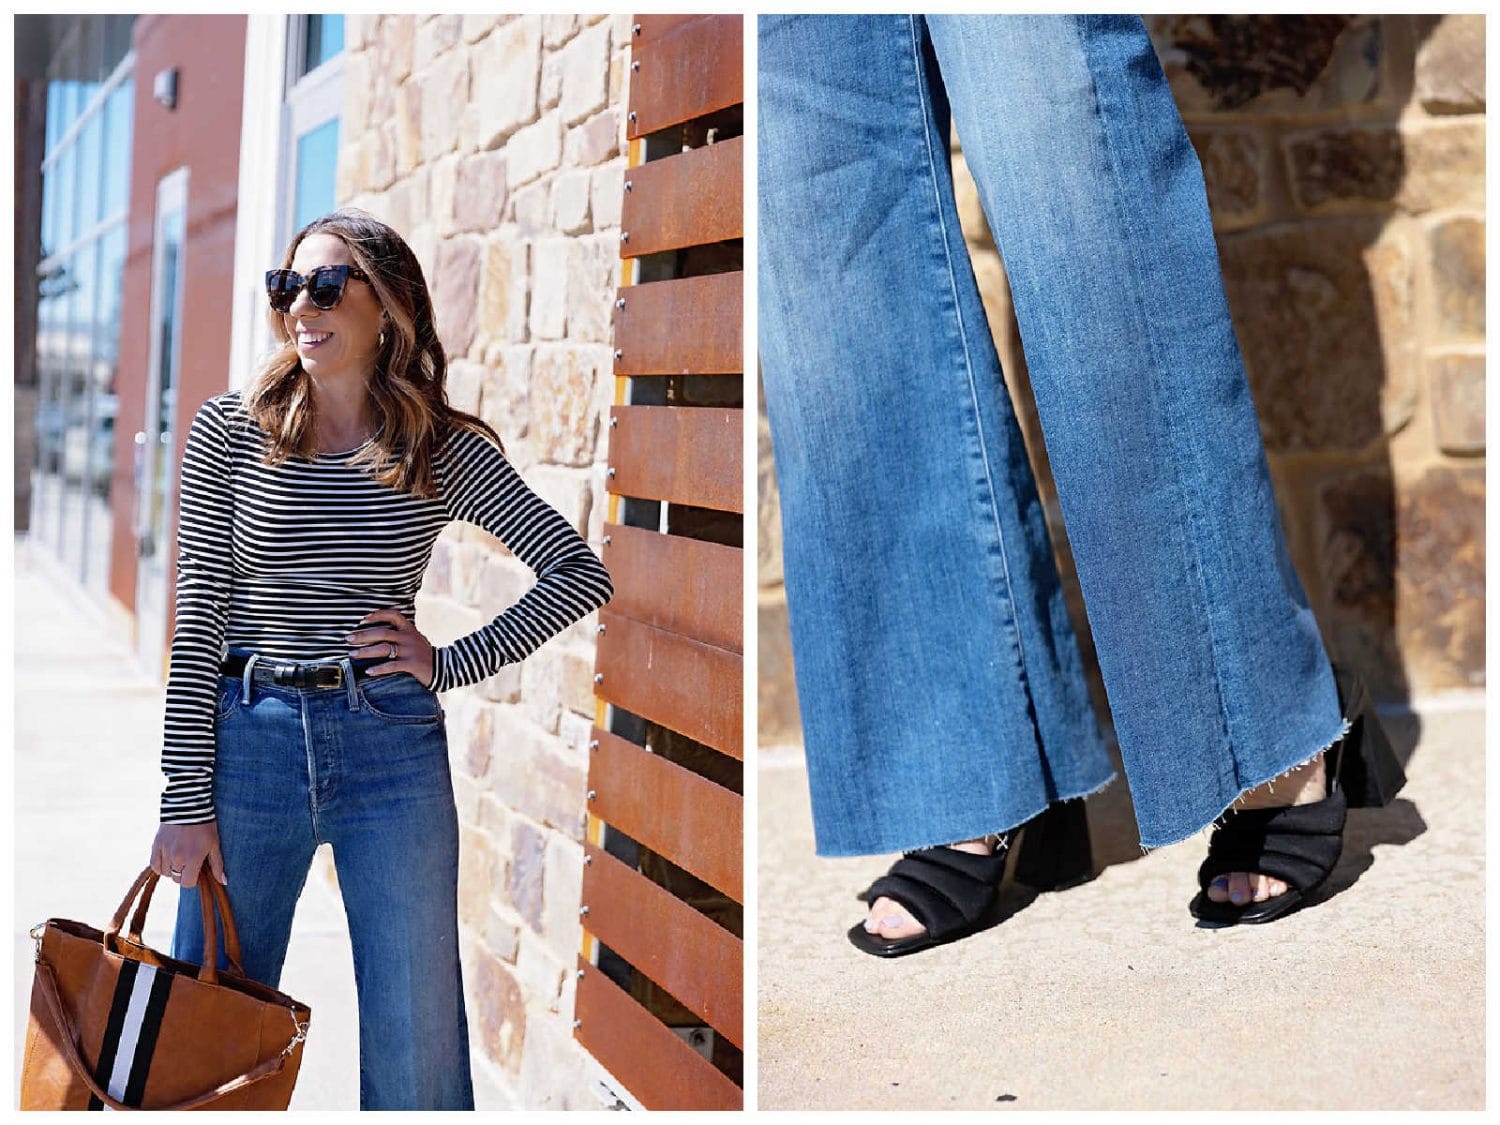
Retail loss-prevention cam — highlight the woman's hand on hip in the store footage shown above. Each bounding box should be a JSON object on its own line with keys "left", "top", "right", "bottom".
{"left": 346, "top": 608, "right": 436, "bottom": 688}
{"left": 151, "top": 821, "right": 227, "bottom": 887}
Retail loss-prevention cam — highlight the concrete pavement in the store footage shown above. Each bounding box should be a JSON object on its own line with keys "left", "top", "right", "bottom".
{"left": 757, "top": 694, "right": 1484, "bottom": 1108}
{"left": 11, "top": 537, "right": 507, "bottom": 1109}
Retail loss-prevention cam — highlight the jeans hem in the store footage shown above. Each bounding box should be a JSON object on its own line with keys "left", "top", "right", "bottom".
{"left": 1135, "top": 714, "right": 1354, "bottom": 855}
{"left": 813, "top": 767, "right": 1120, "bottom": 858}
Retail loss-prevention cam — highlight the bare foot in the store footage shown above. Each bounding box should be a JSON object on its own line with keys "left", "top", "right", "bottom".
{"left": 862, "top": 836, "right": 999, "bottom": 939}
{"left": 1205, "top": 750, "right": 1329, "bottom": 906}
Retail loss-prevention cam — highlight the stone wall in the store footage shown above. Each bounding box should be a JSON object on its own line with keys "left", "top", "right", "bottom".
{"left": 336, "top": 13, "right": 628, "bottom": 1107}
{"left": 760, "top": 14, "right": 1484, "bottom": 745}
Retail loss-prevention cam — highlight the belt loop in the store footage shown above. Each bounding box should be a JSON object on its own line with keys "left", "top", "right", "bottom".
{"left": 341, "top": 655, "right": 357, "bottom": 710}
{"left": 241, "top": 652, "right": 260, "bottom": 705}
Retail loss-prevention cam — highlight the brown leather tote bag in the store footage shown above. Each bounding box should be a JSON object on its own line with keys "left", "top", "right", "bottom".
{"left": 20, "top": 864, "right": 311, "bottom": 1110}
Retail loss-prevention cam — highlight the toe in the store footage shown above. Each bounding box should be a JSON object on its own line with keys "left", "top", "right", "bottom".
{"left": 1227, "top": 872, "right": 1252, "bottom": 905}
{"left": 1267, "top": 877, "right": 1288, "bottom": 897}
{"left": 1251, "top": 873, "right": 1271, "bottom": 902}
{"left": 1206, "top": 875, "right": 1230, "bottom": 902}
{"left": 866, "top": 896, "right": 925, "bottom": 939}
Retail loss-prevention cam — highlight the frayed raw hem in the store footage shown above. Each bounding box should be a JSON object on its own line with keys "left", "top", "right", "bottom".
{"left": 1135, "top": 715, "right": 1354, "bottom": 856}
{"left": 815, "top": 768, "right": 1120, "bottom": 858}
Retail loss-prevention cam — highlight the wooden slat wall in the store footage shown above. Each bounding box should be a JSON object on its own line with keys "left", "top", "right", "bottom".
{"left": 588, "top": 727, "right": 742, "bottom": 899}
{"left": 613, "top": 273, "right": 742, "bottom": 375}
{"left": 580, "top": 11, "right": 744, "bottom": 1112}
{"left": 607, "top": 405, "right": 742, "bottom": 514}
{"left": 626, "top": 15, "right": 743, "bottom": 137}
{"left": 621, "top": 137, "right": 743, "bottom": 257}
{"left": 600, "top": 523, "right": 741, "bottom": 651}
{"left": 574, "top": 956, "right": 742, "bottom": 1112}
{"left": 581, "top": 843, "right": 742, "bottom": 1045}
{"left": 594, "top": 609, "right": 742, "bottom": 759}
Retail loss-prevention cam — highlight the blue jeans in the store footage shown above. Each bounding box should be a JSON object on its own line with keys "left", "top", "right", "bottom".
{"left": 759, "top": 14, "right": 1348, "bottom": 855}
{"left": 171, "top": 650, "right": 474, "bottom": 1109}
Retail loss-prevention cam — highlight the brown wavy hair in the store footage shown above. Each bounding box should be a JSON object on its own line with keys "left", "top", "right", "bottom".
{"left": 243, "top": 208, "right": 504, "bottom": 497}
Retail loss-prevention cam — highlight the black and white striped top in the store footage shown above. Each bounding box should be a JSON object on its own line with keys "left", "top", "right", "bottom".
{"left": 159, "top": 389, "right": 614, "bottom": 824}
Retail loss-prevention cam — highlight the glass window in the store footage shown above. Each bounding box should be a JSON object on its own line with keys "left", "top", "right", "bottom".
{"left": 101, "top": 78, "right": 133, "bottom": 219}
{"left": 303, "top": 15, "right": 344, "bottom": 73}
{"left": 55, "top": 144, "right": 77, "bottom": 252}
{"left": 292, "top": 117, "right": 339, "bottom": 231}
{"left": 45, "top": 80, "right": 63, "bottom": 155}
{"left": 77, "top": 111, "right": 104, "bottom": 234}
{"left": 29, "top": 16, "right": 134, "bottom": 586}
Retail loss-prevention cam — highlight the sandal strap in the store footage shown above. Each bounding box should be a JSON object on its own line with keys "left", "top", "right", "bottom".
{"left": 1197, "top": 789, "right": 1348, "bottom": 894}
{"left": 862, "top": 843, "right": 1010, "bottom": 939}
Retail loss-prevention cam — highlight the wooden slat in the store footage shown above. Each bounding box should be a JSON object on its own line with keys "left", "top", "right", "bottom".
{"left": 613, "top": 272, "right": 742, "bottom": 376}
{"left": 628, "top": 14, "right": 743, "bottom": 139}
{"left": 630, "top": 14, "right": 701, "bottom": 48}
{"left": 574, "top": 954, "right": 742, "bottom": 1110}
{"left": 588, "top": 726, "right": 742, "bottom": 900}
{"left": 581, "top": 843, "right": 741, "bottom": 1045}
{"left": 621, "top": 137, "right": 742, "bottom": 257}
{"left": 601, "top": 523, "right": 742, "bottom": 652}
{"left": 608, "top": 405, "right": 741, "bottom": 513}
{"left": 595, "top": 609, "right": 742, "bottom": 759}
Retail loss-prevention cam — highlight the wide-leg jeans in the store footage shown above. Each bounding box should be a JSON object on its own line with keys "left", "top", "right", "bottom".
{"left": 758, "top": 14, "right": 1350, "bottom": 855}
{"left": 170, "top": 650, "right": 474, "bottom": 1109}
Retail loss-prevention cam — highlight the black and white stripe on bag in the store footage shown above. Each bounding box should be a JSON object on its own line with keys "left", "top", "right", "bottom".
{"left": 87, "top": 959, "right": 174, "bottom": 1110}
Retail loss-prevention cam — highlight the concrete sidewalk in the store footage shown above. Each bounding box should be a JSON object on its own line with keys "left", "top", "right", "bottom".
{"left": 758, "top": 695, "right": 1484, "bottom": 1108}
{"left": 11, "top": 538, "right": 506, "bottom": 1109}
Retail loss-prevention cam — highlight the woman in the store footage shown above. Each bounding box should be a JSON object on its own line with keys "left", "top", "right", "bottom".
{"left": 757, "top": 14, "right": 1403, "bottom": 955}
{"left": 148, "top": 209, "right": 613, "bottom": 1104}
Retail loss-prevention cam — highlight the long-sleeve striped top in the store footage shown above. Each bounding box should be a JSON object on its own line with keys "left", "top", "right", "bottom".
{"left": 159, "top": 388, "right": 614, "bottom": 824}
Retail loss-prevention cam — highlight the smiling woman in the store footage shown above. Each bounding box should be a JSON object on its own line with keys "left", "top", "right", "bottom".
{"left": 147, "top": 208, "right": 614, "bottom": 1110}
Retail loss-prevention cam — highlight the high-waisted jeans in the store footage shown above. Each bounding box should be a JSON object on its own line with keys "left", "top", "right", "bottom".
{"left": 170, "top": 649, "right": 474, "bottom": 1109}
{"left": 758, "top": 14, "right": 1350, "bottom": 855}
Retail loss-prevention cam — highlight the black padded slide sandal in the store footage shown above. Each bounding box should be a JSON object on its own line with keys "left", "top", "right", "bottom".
{"left": 847, "top": 797, "right": 1094, "bottom": 957}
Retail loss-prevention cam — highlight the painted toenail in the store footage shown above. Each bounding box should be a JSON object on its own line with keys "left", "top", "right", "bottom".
{"left": 1211, "top": 877, "right": 1228, "bottom": 891}
{"left": 1230, "top": 890, "right": 1247, "bottom": 904}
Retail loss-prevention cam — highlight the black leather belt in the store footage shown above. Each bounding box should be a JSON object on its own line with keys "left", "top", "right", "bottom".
{"left": 220, "top": 652, "right": 383, "bottom": 688}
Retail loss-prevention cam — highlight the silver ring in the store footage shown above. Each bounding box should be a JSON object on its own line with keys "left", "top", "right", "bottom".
{"left": 388, "top": 641, "right": 397, "bottom": 659}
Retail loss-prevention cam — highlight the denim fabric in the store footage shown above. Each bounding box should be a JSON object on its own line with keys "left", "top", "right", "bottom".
{"left": 759, "top": 14, "right": 1349, "bottom": 855}
{"left": 171, "top": 650, "right": 473, "bottom": 1109}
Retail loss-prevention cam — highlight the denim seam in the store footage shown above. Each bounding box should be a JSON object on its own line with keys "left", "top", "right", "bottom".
{"left": 1069, "top": 13, "right": 1239, "bottom": 798}
{"left": 906, "top": 13, "right": 1033, "bottom": 701}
